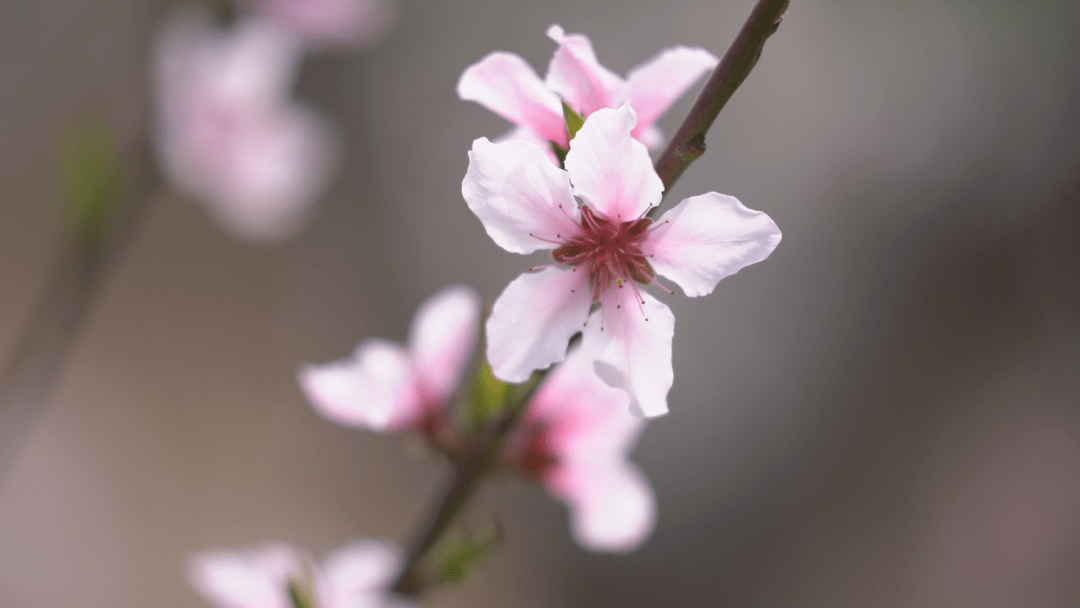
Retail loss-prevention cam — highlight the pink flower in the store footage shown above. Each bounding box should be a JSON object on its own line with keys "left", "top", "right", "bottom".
{"left": 506, "top": 348, "right": 655, "bottom": 552}
{"left": 243, "top": 0, "right": 398, "bottom": 50}
{"left": 298, "top": 285, "right": 481, "bottom": 433}
{"left": 457, "top": 24, "right": 718, "bottom": 151}
{"left": 189, "top": 540, "right": 413, "bottom": 608}
{"left": 462, "top": 105, "right": 781, "bottom": 417}
{"left": 154, "top": 8, "right": 340, "bottom": 242}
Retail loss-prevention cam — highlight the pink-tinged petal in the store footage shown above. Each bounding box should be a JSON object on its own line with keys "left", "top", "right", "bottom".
{"left": 189, "top": 545, "right": 300, "bottom": 608}
{"left": 252, "top": 0, "right": 399, "bottom": 50}
{"left": 297, "top": 339, "right": 419, "bottom": 432}
{"left": 462, "top": 137, "right": 582, "bottom": 254}
{"left": 153, "top": 9, "right": 339, "bottom": 242}
{"left": 527, "top": 347, "right": 640, "bottom": 457}
{"left": 543, "top": 24, "right": 625, "bottom": 116}
{"left": 634, "top": 123, "right": 664, "bottom": 150}
{"left": 156, "top": 15, "right": 300, "bottom": 108}
{"left": 217, "top": 18, "right": 303, "bottom": 102}
{"left": 486, "top": 267, "right": 592, "bottom": 383}
{"left": 646, "top": 192, "right": 782, "bottom": 297}
{"left": 457, "top": 52, "right": 569, "bottom": 148}
{"left": 564, "top": 105, "right": 663, "bottom": 222}
{"left": 581, "top": 290, "right": 674, "bottom": 418}
{"left": 322, "top": 540, "right": 402, "bottom": 600}
{"left": 623, "top": 46, "right": 718, "bottom": 137}
{"left": 494, "top": 126, "right": 562, "bottom": 166}
{"left": 203, "top": 102, "right": 341, "bottom": 242}
{"left": 407, "top": 285, "right": 481, "bottom": 402}
{"left": 549, "top": 461, "right": 656, "bottom": 552}
{"left": 514, "top": 348, "right": 655, "bottom": 553}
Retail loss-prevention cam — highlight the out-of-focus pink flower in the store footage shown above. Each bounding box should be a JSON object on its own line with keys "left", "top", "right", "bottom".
{"left": 457, "top": 24, "right": 718, "bottom": 151}
{"left": 506, "top": 347, "right": 655, "bottom": 552}
{"left": 463, "top": 105, "right": 781, "bottom": 417}
{"left": 154, "top": 8, "right": 340, "bottom": 242}
{"left": 189, "top": 539, "right": 413, "bottom": 608}
{"left": 243, "top": 0, "right": 398, "bottom": 50}
{"left": 298, "top": 285, "right": 481, "bottom": 432}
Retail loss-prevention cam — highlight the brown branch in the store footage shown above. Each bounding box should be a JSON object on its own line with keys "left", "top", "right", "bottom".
{"left": 0, "top": 141, "right": 161, "bottom": 481}
{"left": 653, "top": 0, "right": 790, "bottom": 194}
{"left": 391, "top": 373, "right": 546, "bottom": 596}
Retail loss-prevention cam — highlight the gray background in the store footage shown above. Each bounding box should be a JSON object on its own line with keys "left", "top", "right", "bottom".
{"left": 1, "top": 0, "right": 1079, "bottom": 606}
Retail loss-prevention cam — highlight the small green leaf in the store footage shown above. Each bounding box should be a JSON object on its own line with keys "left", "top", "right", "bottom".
{"left": 59, "top": 118, "right": 122, "bottom": 247}
{"left": 288, "top": 579, "right": 317, "bottom": 608}
{"left": 562, "top": 101, "right": 585, "bottom": 141}
{"left": 432, "top": 522, "right": 504, "bottom": 586}
{"left": 550, "top": 141, "right": 568, "bottom": 167}
{"left": 468, "top": 358, "right": 511, "bottom": 427}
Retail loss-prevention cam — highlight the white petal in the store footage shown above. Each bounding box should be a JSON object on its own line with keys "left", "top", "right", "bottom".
{"left": 407, "top": 285, "right": 481, "bottom": 402}
{"left": 297, "top": 339, "right": 419, "bottom": 432}
{"left": 189, "top": 544, "right": 300, "bottom": 608}
{"left": 543, "top": 24, "right": 625, "bottom": 116}
{"left": 623, "top": 46, "right": 718, "bottom": 137}
{"left": 322, "top": 539, "right": 402, "bottom": 598}
{"left": 581, "top": 290, "right": 674, "bottom": 418}
{"left": 646, "top": 192, "right": 782, "bottom": 297}
{"left": 564, "top": 105, "right": 663, "bottom": 222}
{"left": 494, "top": 126, "right": 561, "bottom": 166}
{"left": 462, "top": 137, "right": 583, "bottom": 254}
{"left": 635, "top": 124, "right": 664, "bottom": 150}
{"left": 549, "top": 461, "right": 656, "bottom": 553}
{"left": 457, "top": 51, "right": 569, "bottom": 148}
{"left": 485, "top": 267, "right": 592, "bottom": 383}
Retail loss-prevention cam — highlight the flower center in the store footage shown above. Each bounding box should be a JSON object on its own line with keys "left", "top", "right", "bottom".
{"left": 551, "top": 206, "right": 655, "bottom": 302}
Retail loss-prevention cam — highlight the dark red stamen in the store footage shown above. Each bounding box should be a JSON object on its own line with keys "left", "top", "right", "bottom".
{"left": 551, "top": 206, "right": 656, "bottom": 304}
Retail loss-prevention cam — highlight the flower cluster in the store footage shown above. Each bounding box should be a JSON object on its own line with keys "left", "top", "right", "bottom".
{"left": 153, "top": 0, "right": 395, "bottom": 242}
{"left": 300, "top": 285, "right": 655, "bottom": 552}
{"left": 190, "top": 19, "right": 782, "bottom": 606}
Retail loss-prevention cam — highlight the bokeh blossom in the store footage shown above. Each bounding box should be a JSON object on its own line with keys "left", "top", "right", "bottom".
{"left": 506, "top": 347, "right": 655, "bottom": 552}
{"left": 242, "top": 0, "right": 398, "bottom": 50}
{"left": 189, "top": 539, "right": 413, "bottom": 608}
{"left": 153, "top": 8, "right": 340, "bottom": 242}
{"left": 457, "top": 24, "right": 717, "bottom": 152}
{"left": 463, "top": 105, "right": 781, "bottom": 417}
{"left": 298, "top": 285, "right": 481, "bottom": 433}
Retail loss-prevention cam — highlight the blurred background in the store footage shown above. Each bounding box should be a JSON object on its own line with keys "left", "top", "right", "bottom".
{"left": 2, "top": 0, "right": 1079, "bottom": 606}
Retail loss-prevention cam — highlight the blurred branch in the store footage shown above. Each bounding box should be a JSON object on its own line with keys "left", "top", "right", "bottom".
{"left": 653, "top": 0, "right": 790, "bottom": 196}
{"left": 0, "top": 138, "right": 162, "bottom": 482}
{"left": 391, "top": 371, "right": 546, "bottom": 596}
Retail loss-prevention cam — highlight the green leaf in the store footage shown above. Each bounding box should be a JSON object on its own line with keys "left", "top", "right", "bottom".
{"left": 562, "top": 101, "right": 585, "bottom": 141}
{"left": 59, "top": 118, "right": 122, "bottom": 247}
{"left": 468, "top": 358, "right": 511, "bottom": 428}
{"left": 550, "top": 141, "right": 568, "bottom": 167}
{"left": 288, "top": 579, "right": 317, "bottom": 608}
{"left": 432, "top": 522, "right": 504, "bottom": 586}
